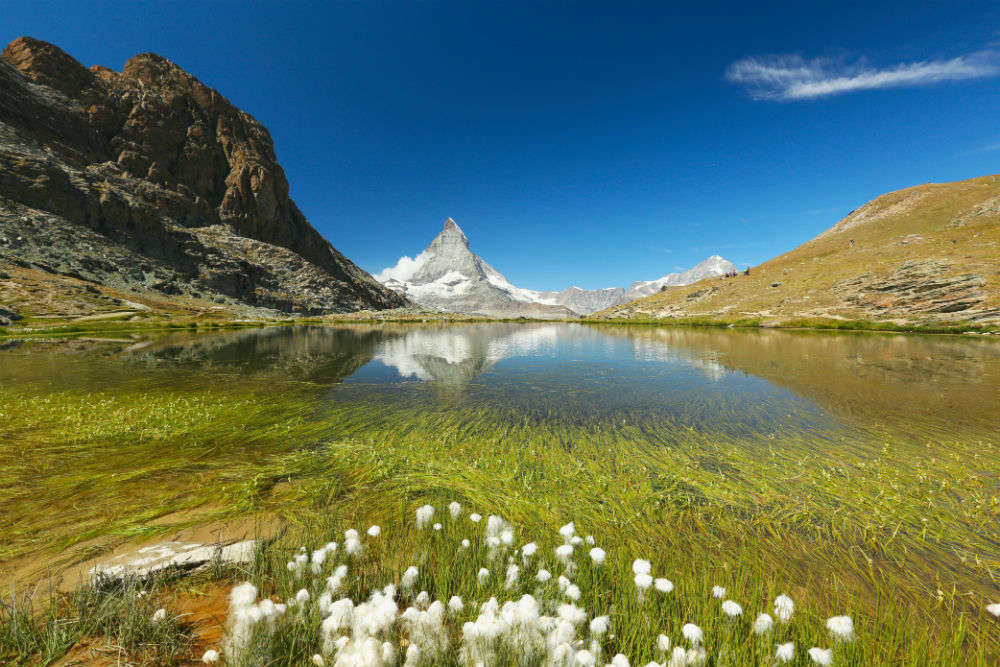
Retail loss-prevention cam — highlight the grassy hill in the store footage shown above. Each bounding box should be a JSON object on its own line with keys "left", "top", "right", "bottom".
{"left": 595, "top": 174, "right": 1000, "bottom": 328}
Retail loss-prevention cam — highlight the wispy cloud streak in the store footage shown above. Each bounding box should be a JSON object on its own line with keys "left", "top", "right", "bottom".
{"left": 726, "top": 51, "right": 1000, "bottom": 100}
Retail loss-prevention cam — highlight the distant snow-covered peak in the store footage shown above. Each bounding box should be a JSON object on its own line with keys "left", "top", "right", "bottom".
{"left": 374, "top": 217, "right": 735, "bottom": 315}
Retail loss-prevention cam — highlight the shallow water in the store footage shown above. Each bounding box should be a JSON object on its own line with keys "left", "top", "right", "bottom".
{"left": 3, "top": 322, "right": 999, "bottom": 438}
{"left": 1, "top": 323, "right": 999, "bottom": 582}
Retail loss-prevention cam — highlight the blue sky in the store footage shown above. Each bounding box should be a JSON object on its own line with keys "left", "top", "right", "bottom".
{"left": 6, "top": 1, "right": 1000, "bottom": 290}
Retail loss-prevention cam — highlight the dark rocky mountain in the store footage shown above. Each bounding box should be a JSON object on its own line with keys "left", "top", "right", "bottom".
{"left": 0, "top": 37, "right": 406, "bottom": 316}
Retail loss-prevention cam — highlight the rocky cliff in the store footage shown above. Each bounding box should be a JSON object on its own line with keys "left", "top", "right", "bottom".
{"left": 0, "top": 37, "right": 407, "bottom": 317}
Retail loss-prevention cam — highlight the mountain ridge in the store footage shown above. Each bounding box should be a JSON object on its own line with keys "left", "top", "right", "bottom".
{"left": 376, "top": 219, "right": 735, "bottom": 316}
{"left": 595, "top": 174, "right": 1000, "bottom": 325}
{"left": 0, "top": 36, "right": 406, "bottom": 319}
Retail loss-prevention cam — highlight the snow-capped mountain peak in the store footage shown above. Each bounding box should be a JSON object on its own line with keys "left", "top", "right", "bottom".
{"left": 375, "top": 218, "right": 735, "bottom": 316}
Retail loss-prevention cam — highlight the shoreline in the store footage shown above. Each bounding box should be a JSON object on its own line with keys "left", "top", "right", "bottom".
{"left": 2, "top": 312, "right": 998, "bottom": 339}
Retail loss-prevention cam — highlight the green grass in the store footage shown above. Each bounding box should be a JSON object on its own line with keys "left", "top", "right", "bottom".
{"left": 584, "top": 316, "right": 1000, "bottom": 335}
{"left": 0, "top": 572, "right": 192, "bottom": 666}
{"left": 0, "top": 332, "right": 998, "bottom": 664}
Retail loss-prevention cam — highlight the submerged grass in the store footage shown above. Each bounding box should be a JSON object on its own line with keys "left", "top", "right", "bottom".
{"left": 0, "top": 331, "right": 998, "bottom": 664}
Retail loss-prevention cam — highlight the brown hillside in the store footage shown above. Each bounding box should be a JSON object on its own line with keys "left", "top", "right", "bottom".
{"left": 596, "top": 174, "right": 1000, "bottom": 325}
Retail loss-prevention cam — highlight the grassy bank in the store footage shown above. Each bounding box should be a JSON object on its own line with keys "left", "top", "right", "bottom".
{"left": 583, "top": 315, "right": 1000, "bottom": 335}
{"left": 1, "top": 373, "right": 998, "bottom": 664}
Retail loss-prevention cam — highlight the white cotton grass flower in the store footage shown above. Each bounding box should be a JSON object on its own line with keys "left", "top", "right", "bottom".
{"left": 656, "top": 634, "right": 671, "bottom": 653}
{"left": 654, "top": 578, "right": 673, "bottom": 593}
{"left": 589, "top": 547, "right": 606, "bottom": 566}
{"left": 775, "top": 642, "right": 795, "bottom": 663}
{"left": 311, "top": 654, "right": 325, "bottom": 667}
{"left": 632, "top": 559, "right": 652, "bottom": 576}
{"left": 201, "top": 649, "right": 220, "bottom": 663}
{"left": 448, "top": 595, "right": 464, "bottom": 614}
{"left": 309, "top": 549, "right": 326, "bottom": 574}
{"left": 559, "top": 521, "right": 576, "bottom": 543}
{"left": 477, "top": 567, "right": 490, "bottom": 585}
{"left": 564, "top": 583, "right": 581, "bottom": 601}
{"left": 470, "top": 512, "right": 482, "bottom": 523}
{"left": 326, "top": 564, "right": 348, "bottom": 594}
{"left": 987, "top": 603, "right": 1000, "bottom": 617}
{"left": 721, "top": 600, "right": 743, "bottom": 617}
{"left": 367, "top": 525, "right": 381, "bottom": 537}
{"left": 686, "top": 647, "right": 707, "bottom": 666}
{"left": 505, "top": 563, "right": 520, "bottom": 589}
{"left": 521, "top": 542, "right": 538, "bottom": 562}
{"left": 230, "top": 582, "right": 258, "bottom": 609}
{"left": 634, "top": 572, "right": 653, "bottom": 599}
{"left": 711, "top": 585, "right": 726, "bottom": 599}
{"left": 555, "top": 544, "right": 574, "bottom": 565}
{"left": 570, "top": 535, "right": 583, "bottom": 546}
{"left": 575, "top": 650, "right": 597, "bottom": 666}
{"left": 460, "top": 539, "right": 470, "bottom": 549}
{"left": 345, "top": 533, "right": 363, "bottom": 557}
{"left": 152, "top": 608, "right": 167, "bottom": 622}
{"left": 486, "top": 515, "right": 505, "bottom": 539}
{"left": 826, "top": 615, "right": 854, "bottom": 642}
{"left": 536, "top": 568, "right": 552, "bottom": 583}
{"left": 401, "top": 565, "right": 419, "bottom": 589}
{"left": 668, "top": 646, "right": 687, "bottom": 667}
{"left": 808, "top": 647, "right": 833, "bottom": 665}
{"left": 449, "top": 501, "right": 462, "bottom": 519}
{"left": 753, "top": 612, "right": 774, "bottom": 634}
{"left": 416, "top": 504, "right": 435, "bottom": 529}
{"left": 404, "top": 644, "right": 420, "bottom": 667}
{"left": 590, "top": 615, "right": 610, "bottom": 636}
{"left": 681, "top": 623, "right": 703, "bottom": 645}
{"left": 609, "top": 653, "right": 631, "bottom": 667}
{"left": 433, "top": 522, "right": 442, "bottom": 531}
{"left": 287, "top": 552, "right": 308, "bottom": 579}
{"left": 558, "top": 603, "right": 588, "bottom": 626}
{"left": 225, "top": 581, "right": 286, "bottom": 661}
{"left": 774, "top": 594, "right": 794, "bottom": 623}
{"left": 295, "top": 588, "right": 310, "bottom": 605}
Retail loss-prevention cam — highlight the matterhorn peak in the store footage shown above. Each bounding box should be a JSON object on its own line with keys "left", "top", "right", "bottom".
{"left": 439, "top": 217, "right": 466, "bottom": 238}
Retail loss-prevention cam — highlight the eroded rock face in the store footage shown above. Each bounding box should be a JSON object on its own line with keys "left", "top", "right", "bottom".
{"left": 0, "top": 37, "right": 407, "bottom": 314}
{"left": 834, "top": 260, "right": 999, "bottom": 321}
{"left": 0, "top": 305, "right": 21, "bottom": 325}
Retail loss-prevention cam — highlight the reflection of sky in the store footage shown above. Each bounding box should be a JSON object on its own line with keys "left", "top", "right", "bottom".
{"left": 341, "top": 323, "right": 830, "bottom": 432}
{"left": 352, "top": 324, "right": 729, "bottom": 385}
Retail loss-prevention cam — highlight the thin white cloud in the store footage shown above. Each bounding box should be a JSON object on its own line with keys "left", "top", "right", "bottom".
{"left": 727, "top": 51, "right": 1000, "bottom": 100}
{"left": 958, "top": 140, "right": 1000, "bottom": 156}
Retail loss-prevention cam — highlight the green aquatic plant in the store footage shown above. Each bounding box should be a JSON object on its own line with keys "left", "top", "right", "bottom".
{"left": 1, "top": 327, "right": 999, "bottom": 665}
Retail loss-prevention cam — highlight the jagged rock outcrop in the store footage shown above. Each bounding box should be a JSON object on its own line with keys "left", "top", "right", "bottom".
{"left": 835, "top": 260, "right": 998, "bottom": 321}
{"left": 0, "top": 37, "right": 406, "bottom": 314}
{"left": 0, "top": 305, "right": 20, "bottom": 325}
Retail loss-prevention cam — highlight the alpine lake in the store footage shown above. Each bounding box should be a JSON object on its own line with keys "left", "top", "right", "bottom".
{"left": 1, "top": 322, "right": 998, "bottom": 664}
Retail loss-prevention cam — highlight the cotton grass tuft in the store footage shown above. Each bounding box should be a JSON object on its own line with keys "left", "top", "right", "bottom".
{"left": 808, "top": 647, "right": 833, "bottom": 665}
{"left": 826, "top": 615, "right": 854, "bottom": 642}
{"left": 775, "top": 642, "right": 795, "bottom": 663}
